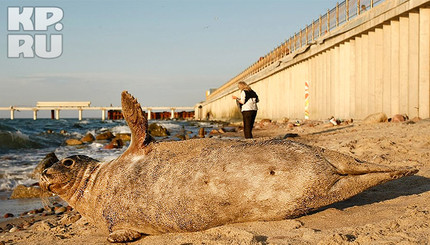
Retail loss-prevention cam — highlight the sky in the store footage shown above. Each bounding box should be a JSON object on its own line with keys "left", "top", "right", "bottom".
{"left": 0, "top": 0, "right": 339, "bottom": 118}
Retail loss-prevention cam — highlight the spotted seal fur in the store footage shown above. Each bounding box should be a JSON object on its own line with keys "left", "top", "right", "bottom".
{"left": 39, "top": 91, "right": 418, "bottom": 243}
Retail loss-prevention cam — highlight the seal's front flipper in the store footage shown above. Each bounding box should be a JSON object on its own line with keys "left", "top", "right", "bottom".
{"left": 107, "top": 229, "right": 143, "bottom": 243}
{"left": 121, "top": 91, "right": 154, "bottom": 153}
{"left": 34, "top": 152, "right": 59, "bottom": 178}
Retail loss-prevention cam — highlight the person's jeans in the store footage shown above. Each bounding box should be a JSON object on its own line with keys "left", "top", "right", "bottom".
{"left": 242, "top": 110, "right": 257, "bottom": 139}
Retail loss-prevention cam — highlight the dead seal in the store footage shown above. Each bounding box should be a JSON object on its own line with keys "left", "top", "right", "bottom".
{"left": 39, "top": 91, "right": 418, "bottom": 243}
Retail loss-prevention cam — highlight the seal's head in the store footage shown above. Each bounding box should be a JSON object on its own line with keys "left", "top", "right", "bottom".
{"left": 39, "top": 155, "right": 99, "bottom": 198}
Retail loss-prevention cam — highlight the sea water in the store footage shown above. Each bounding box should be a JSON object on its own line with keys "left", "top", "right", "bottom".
{"left": 0, "top": 118, "right": 224, "bottom": 218}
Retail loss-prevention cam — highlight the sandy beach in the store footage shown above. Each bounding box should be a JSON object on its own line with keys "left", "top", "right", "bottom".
{"left": 1, "top": 118, "right": 429, "bottom": 245}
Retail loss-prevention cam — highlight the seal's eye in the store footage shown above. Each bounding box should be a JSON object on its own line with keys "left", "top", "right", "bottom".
{"left": 62, "top": 159, "right": 74, "bottom": 167}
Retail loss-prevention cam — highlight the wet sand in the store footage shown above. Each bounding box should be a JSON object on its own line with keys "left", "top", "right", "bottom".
{"left": 1, "top": 118, "right": 429, "bottom": 244}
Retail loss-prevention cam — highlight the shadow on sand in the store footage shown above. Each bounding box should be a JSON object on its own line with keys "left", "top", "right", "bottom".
{"left": 308, "top": 125, "right": 354, "bottom": 136}
{"left": 320, "top": 175, "right": 430, "bottom": 211}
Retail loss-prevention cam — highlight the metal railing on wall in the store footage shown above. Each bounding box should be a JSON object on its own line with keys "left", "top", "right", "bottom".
{"left": 209, "top": 0, "right": 385, "bottom": 99}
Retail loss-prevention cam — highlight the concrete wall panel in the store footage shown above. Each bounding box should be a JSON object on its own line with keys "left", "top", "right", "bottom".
{"left": 419, "top": 7, "right": 430, "bottom": 118}
{"left": 201, "top": 1, "right": 430, "bottom": 121}
{"left": 409, "top": 11, "right": 420, "bottom": 118}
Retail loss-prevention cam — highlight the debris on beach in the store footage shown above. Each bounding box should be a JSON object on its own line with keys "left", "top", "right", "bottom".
{"left": 411, "top": 117, "right": 422, "bottom": 123}
{"left": 258, "top": 118, "right": 272, "bottom": 127}
{"left": 287, "top": 122, "right": 295, "bottom": 129}
{"left": 329, "top": 117, "right": 339, "bottom": 126}
{"left": 322, "top": 117, "right": 353, "bottom": 127}
{"left": 283, "top": 133, "right": 299, "bottom": 139}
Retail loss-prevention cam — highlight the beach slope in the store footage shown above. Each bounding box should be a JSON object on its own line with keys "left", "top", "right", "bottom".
{"left": 1, "top": 119, "right": 429, "bottom": 244}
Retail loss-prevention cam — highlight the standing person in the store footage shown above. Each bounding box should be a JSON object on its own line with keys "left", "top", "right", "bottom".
{"left": 232, "top": 81, "right": 259, "bottom": 139}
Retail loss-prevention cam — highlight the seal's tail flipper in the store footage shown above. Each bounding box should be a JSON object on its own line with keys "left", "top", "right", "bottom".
{"left": 121, "top": 91, "right": 154, "bottom": 152}
{"left": 327, "top": 166, "right": 418, "bottom": 204}
{"left": 320, "top": 148, "right": 418, "bottom": 204}
{"left": 320, "top": 148, "right": 419, "bottom": 176}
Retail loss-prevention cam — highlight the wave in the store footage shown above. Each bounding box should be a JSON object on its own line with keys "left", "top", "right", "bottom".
{"left": 0, "top": 176, "right": 37, "bottom": 192}
{"left": 0, "top": 130, "right": 42, "bottom": 151}
{"left": 0, "top": 119, "right": 205, "bottom": 193}
{"left": 0, "top": 123, "right": 16, "bottom": 132}
{"left": 110, "top": 125, "right": 131, "bottom": 134}
{"left": 0, "top": 166, "right": 37, "bottom": 192}
{"left": 158, "top": 122, "right": 182, "bottom": 130}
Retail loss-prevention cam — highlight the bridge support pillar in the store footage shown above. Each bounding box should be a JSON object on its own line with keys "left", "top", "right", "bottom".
{"left": 33, "top": 110, "right": 38, "bottom": 120}
{"left": 10, "top": 108, "right": 14, "bottom": 120}
{"left": 102, "top": 109, "right": 106, "bottom": 121}
{"left": 170, "top": 109, "right": 175, "bottom": 119}
{"left": 147, "top": 109, "right": 152, "bottom": 120}
{"left": 78, "top": 109, "right": 83, "bottom": 121}
{"left": 55, "top": 109, "right": 60, "bottom": 120}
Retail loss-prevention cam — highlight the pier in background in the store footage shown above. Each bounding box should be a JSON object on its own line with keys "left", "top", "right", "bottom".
{"left": 0, "top": 102, "right": 194, "bottom": 120}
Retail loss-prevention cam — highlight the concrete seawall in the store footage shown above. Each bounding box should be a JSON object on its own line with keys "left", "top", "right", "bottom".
{"left": 198, "top": 0, "right": 430, "bottom": 121}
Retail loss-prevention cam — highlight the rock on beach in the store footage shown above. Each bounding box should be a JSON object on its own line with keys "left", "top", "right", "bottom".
{"left": 65, "top": 139, "right": 83, "bottom": 146}
{"left": 114, "top": 133, "right": 131, "bottom": 141}
{"left": 391, "top": 114, "right": 407, "bottom": 122}
{"left": 3, "top": 213, "right": 14, "bottom": 219}
{"left": 81, "top": 133, "right": 95, "bottom": 143}
{"left": 10, "top": 185, "right": 51, "bottom": 199}
{"left": 148, "top": 123, "right": 170, "bottom": 137}
{"left": 363, "top": 112, "right": 388, "bottom": 124}
{"left": 103, "top": 138, "right": 124, "bottom": 149}
{"left": 95, "top": 131, "right": 115, "bottom": 140}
